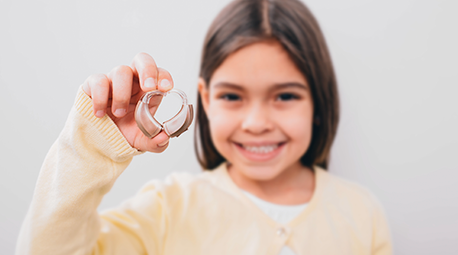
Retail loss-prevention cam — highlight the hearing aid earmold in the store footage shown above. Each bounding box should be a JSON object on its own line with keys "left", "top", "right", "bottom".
{"left": 135, "top": 89, "right": 194, "bottom": 139}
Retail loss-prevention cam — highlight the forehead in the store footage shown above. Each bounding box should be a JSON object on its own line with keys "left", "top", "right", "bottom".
{"left": 209, "top": 40, "right": 307, "bottom": 90}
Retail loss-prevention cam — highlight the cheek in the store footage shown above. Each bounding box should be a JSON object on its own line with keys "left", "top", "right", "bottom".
{"left": 277, "top": 103, "right": 314, "bottom": 146}
{"left": 207, "top": 106, "right": 239, "bottom": 151}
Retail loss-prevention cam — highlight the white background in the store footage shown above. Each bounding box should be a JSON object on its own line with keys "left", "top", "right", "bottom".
{"left": 1, "top": 0, "right": 457, "bottom": 254}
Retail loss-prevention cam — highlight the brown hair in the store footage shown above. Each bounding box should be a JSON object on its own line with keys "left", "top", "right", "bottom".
{"left": 194, "top": 0, "right": 339, "bottom": 170}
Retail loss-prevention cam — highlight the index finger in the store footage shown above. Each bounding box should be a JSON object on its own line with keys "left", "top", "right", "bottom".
{"left": 131, "top": 52, "right": 159, "bottom": 92}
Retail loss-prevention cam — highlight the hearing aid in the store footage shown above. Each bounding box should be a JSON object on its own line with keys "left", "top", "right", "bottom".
{"left": 135, "top": 89, "right": 194, "bottom": 139}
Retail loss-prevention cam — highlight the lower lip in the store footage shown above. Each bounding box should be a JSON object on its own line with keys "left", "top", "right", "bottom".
{"left": 234, "top": 142, "right": 285, "bottom": 162}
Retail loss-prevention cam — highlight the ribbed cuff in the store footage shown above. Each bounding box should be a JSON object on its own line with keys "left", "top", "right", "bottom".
{"left": 74, "top": 86, "right": 143, "bottom": 161}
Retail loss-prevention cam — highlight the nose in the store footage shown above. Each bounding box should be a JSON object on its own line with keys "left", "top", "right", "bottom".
{"left": 241, "top": 102, "right": 274, "bottom": 134}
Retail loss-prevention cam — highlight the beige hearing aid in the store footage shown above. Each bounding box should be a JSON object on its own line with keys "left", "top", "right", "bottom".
{"left": 135, "top": 89, "right": 193, "bottom": 139}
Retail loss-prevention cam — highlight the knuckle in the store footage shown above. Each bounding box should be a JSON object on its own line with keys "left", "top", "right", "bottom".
{"left": 134, "top": 52, "right": 150, "bottom": 64}
{"left": 88, "top": 74, "right": 108, "bottom": 88}
{"left": 134, "top": 52, "right": 156, "bottom": 70}
{"left": 136, "top": 52, "right": 149, "bottom": 58}
{"left": 112, "top": 65, "right": 132, "bottom": 76}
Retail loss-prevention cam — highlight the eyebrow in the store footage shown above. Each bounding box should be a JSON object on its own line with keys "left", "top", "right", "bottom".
{"left": 212, "top": 82, "right": 308, "bottom": 92}
{"left": 271, "top": 82, "right": 308, "bottom": 91}
{"left": 213, "top": 82, "right": 245, "bottom": 91}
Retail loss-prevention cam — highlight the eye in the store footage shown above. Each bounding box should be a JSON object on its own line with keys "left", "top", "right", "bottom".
{"left": 276, "top": 93, "right": 300, "bottom": 101}
{"left": 220, "top": 93, "right": 241, "bottom": 101}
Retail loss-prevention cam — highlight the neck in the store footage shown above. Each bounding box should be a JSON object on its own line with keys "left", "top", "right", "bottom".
{"left": 227, "top": 162, "right": 315, "bottom": 205}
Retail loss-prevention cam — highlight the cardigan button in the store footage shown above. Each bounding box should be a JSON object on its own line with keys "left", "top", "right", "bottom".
{"left": 276, "top": 227, "right": 286, "bottom": 237}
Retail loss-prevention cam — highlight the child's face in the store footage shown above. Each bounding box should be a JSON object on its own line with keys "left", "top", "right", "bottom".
{"left": 199, "top": 40, "right": 314, "bottom": 181}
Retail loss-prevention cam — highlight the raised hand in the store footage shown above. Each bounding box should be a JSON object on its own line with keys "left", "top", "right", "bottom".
{"left": 82, "top": 52, "right": 174, "bottom": 152}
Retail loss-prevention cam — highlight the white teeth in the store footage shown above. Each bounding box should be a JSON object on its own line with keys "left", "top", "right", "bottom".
{"left": 242, "top": 144, "right": 278, "bottom": 154}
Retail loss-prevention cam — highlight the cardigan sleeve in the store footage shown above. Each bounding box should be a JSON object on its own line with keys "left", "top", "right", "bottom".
{"left": 15, "top": 87, "right": 167, "bottom": 255}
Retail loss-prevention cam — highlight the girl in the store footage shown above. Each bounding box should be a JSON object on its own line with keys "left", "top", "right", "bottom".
{"left": 17, "top": 0, "right": 392, "bottom": 254}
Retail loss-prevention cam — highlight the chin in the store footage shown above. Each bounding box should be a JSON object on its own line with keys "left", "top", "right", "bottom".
{"left": 237, "top": 163, "right": 284, "bottom": 181}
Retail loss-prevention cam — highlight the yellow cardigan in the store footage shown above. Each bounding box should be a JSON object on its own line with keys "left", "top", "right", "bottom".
{"left": 16, "top": 88, "right": 392, "bottom": 255}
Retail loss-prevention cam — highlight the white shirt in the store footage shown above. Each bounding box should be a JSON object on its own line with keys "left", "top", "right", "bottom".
{"left": 242, "top": 191, "right": 308, "bottom": 255}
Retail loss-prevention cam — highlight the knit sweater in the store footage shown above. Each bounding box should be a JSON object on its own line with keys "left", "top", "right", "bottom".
{"left": 16, "top": 87, "right": 392, "bottom": 255}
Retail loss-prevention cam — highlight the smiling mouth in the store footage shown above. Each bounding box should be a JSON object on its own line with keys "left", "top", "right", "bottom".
{"left": 234, "top": 142, "right": 286, "bottom": 154}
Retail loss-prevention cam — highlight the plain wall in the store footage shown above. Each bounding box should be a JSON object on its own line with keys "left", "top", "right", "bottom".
{"left": 1, "top": 0, "right": 457, "bottom": 254}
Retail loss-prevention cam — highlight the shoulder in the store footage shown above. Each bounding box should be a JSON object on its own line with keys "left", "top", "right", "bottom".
{"left": 315, "top": 167, "right": 386, "bottom": 218}
{"left": 314, "top": 167, "right": 392, "bottom": 246}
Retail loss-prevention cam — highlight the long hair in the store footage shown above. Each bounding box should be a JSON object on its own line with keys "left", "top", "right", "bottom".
{"left": 195, "top": 0, "right": 339, "bottom": 170}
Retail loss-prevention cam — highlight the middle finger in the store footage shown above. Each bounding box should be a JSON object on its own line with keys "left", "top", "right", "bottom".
{"left": 109, "top": 65, "right": 134, "bottom": 117}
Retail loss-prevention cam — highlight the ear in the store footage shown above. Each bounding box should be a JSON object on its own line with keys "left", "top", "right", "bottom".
{"left": 198, "top": 77, "right": 210, "bottom": 116}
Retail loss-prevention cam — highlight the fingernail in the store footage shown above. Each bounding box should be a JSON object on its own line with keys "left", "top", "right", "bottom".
{"left": 144, "top": 78, "right": 156, "bottom": 89}
{"left": 95, "top": 110, "right": 105, "bottom": 118}
{"left": 158, "top": 140, "right": 169, "bottom": 147}
{"left": 114, "top": 108, "right": 126, "bottom": 117}
{"left": 159, "top": 79, "right": 172, "bottom": 91}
